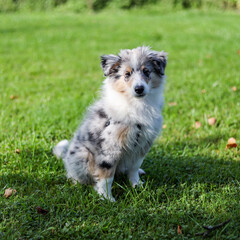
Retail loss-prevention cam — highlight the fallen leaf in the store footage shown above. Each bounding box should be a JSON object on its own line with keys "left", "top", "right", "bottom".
{"left": 228, "top": 137, "right": 237, "bottom": 145}
{"left": 237, "top": 50, "right": 240, "bottom": 55}
{"left": 194, "top": 121, "right": 202, "bottom": 129}
{"left": 208, "top": 117, "right": 217, "bottom": 126}
{"left": 201, "top": 89, "right": 206, "bottom": 94}
{"left": 177, "top": 225, "right": 182, "bottom": 234}
{"left": 231, "top": 86, "right": 237, "bottom": 92}
{"left": 163, "top": 124, "right": 167, "bottom": 129}
{"left": 10, "top": 95, "right": 18, "bottom": 100}
{"left": 37, "top": 206, "right": 48, "bottom": 215}
{"left": 4, "top": 188, "right": 17, "bottom": 198}
{"left": 226, "top": 137, "right": 237, "bottom": 149}
{"left": 15, "top": 149, "right": 20, "bottom": 154}
{"left": 168, "top": 102, "right": 177, "bottom": 106}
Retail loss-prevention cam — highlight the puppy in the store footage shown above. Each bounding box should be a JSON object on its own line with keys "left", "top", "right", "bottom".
{"left": 53, "top": 46, "right": 167, "bottom": 201}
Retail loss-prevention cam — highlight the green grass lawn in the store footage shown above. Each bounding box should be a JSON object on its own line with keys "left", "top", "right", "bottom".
{"left": 0, "top": 9, "right": 240, "bottom": 239}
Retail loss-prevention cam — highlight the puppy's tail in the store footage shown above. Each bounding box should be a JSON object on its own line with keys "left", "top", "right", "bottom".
{"left": 53, "top": 139, "right": 69, "bottom": 159}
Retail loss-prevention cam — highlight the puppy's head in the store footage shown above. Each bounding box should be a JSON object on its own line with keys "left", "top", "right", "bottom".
{"left": 101, "top": 46, "right": 167, "bottom": 98}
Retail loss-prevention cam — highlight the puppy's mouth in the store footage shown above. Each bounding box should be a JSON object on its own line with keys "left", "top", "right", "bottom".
{"left": 134, "top": 93, "right": 146, "bottom": 98}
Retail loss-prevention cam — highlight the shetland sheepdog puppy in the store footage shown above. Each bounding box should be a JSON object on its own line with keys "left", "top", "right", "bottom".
{"left": 53, "top": 46, "right": 167, "bottom": 201}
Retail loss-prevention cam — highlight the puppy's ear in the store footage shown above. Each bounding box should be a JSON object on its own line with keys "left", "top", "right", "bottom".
{"left": 149, "top": 51, "right": 167, "bottom": 76}
{"left": 100, "top": 55, "right": 121, "bottom": 76}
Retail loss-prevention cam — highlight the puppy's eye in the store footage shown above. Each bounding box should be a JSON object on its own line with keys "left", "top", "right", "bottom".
{"left": 125, "top": 71, "right": 131, "bottom": 79}
{"left": 143, "top": 68, "right": 150, "bottom": 78}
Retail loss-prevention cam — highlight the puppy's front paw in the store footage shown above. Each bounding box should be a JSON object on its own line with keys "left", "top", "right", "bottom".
{"left": 94, "top": 177, "right": 115, "bottom": 202}
{"left": 100, "top": 195, "right": 116, "bottom": 202}
{"left": 138, "top": 168, "right": 146, "bottom": 175}
{"left": 129, "top": 168, "right": 144, "bottom": 188}
{"left": 132, "top": 179, "right": 143, "bottom": 188}
{"left": 96, "top": 189, "right": 116, "bottom": 202}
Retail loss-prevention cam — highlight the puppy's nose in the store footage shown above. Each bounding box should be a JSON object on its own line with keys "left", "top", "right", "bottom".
{"left": 134, "top": 85, "right": 144, "bottom": 94}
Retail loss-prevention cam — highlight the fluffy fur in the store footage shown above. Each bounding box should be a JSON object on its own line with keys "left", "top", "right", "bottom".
{"left": 53, "top": 46, "right": 167, "bottom": 201}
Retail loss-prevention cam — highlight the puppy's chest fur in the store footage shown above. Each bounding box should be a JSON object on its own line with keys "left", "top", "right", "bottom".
{"left": 73, "top": 103, "right": 162, "bottom": 172}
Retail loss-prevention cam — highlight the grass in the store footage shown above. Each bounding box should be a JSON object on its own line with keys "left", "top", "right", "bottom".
{"left": 0, "top": 8, "right": 240, "bottom": 239}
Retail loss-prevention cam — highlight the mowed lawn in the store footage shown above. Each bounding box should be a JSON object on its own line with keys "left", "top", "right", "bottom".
{"left": 0, "top": 9, "right": 240, "bottom": 239}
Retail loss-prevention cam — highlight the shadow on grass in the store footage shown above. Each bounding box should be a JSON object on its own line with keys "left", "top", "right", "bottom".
{"left": 143, "top": 141, "right": 240, "bottom": 188}
{"left": 1, "top": 139, "right": 239, "bottom": 196}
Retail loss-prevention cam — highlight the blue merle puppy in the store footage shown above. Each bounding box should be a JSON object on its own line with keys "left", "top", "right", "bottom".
{"left": 53, "top": 46, "right": 167, "bottom": 201}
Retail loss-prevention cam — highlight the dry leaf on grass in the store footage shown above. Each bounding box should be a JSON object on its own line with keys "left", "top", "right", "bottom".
{"left": 4, "top": 188, "right": 17, "bottom": 198}
{"left": 208, "top": 117, "right": 217, "bottom": 126}
{"left": 194, "top": 121, "right": 202, "bottom": 129}
{"left": 37, "top": 206, "right": 48, "bottom": 215}
{"left": 226, "top": 137, "right": 237, "bottom": 149}
{"left": 15, "top": 149, "right": 20, "bottom": 154}
{"left": 231, "top": 86, "right": 237, "bottom": 92}
{"left": 177, "top": 225, "right": 182, "bottom": 235}
{"left": 10, "top": 95, "right": 18, "bottom": 100}
{"left": 168, "top": 102, "right": 177, "bottom": 106}
{"left": 163, "top": 124, "right": 167, "bottom": 129}
{"left": 201, "top": 89, "right": 206, "bottom": 94}
{"left": 237, "top": 50, "right": 240, "bottom": 55}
